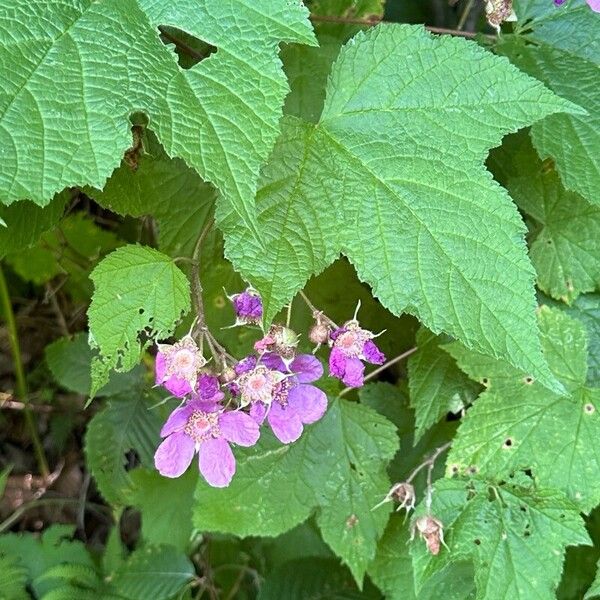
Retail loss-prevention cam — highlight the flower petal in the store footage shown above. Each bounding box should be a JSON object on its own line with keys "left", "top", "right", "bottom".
{"left": 261, "top": 352, "right": 286, "bottom": 372}
{"left": 196, "top": 374, "right": 221, "bottom": 401}
{"left": 198, "top": 438, "right": 236, "bottom": 487}
{"left": 329, "top": 347, "right": 347, "bottom": 379}
{"left": 160, "top": 404, "right": 194, "bottom": 437}
{"left": 587, "top": 0, "right": 600, "bottom": 11}
{"left": 235, "top": 355, "right": 258, "bottom": 375}
{"left": 219, "top": 411, "right": 260, "bottom": 447}
{"left": 288, "top": 384, "right": 327, "bottom": 424}
{"left": 154, "top": 432, "right": 195, "bottom": 478}
{"left": 249, "top": 402, "right": 267, "bottom": 424}
{"left": 268, "top": 402, "right": 303, "bottom": 444}
{"left": 363, "top": 340, "right": 385, "bottom": 365}
{"left": 164, "top": 375, "right": 193, "bottom": 398}
{"left": 342, "top": 357, "right": 365, "bottom": 388}
{"left": 291, "top": 354, "right": 323, "bottom": 383}
{"left": 155, "top": 352, "right": 167, "bottom": 385}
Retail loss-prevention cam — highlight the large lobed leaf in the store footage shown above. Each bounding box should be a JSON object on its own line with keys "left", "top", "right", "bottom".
{"left": 446, "top": 306, "right": 600, "bottom": 512}
{"left": 222, "top": 24, "right": 579, "bottom": 392}
{"left": 497, "top": 0, "right": 599, "bottom": 205}
{"left": 0, "top": 0, "right": 315, "bottom": 230}
{"left": 194, "top": 398, "right": 398, "bottom": 584}
{"left": 411, "top": 477, "right": 590, "bottom": 600}
{"left": 87, "top": 245, "right": 190, "bottom": 394}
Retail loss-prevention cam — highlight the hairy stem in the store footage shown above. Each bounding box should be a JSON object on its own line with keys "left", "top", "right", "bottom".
{"left": 338, "top": 346, "right": 418, "bottom": 397}
{"left": 0, "top": 264, "right": 50, "bottom": 479}
{"left": 298, "top": 290, "right": 338, "bottom": 328}
{"left": 457, "top": 0, "right": 476, "bottom": 30}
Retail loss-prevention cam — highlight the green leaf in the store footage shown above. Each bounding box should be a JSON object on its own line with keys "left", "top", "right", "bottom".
{"left": 586, "top": 562, "right": 600, "bottom": 599}
{"left": 5, "top": 212, "right": 122, "bottom": 301}
{"left": 129, "top": 468, "right": 196, "bottom": 552}
{"left": 87, "top": 132, "right": 216, "bottom": 259}
{"left": 0, "top": 0, "right": 315, "bottom": 232}
{"left": 194, "top": 398, "right": 398, "bottom": 584}
{"left": 369, "top": 514, "right": 476, "bottom": 600}
{"left": 408, "top": 328, "right": 480, "bottom": 442}
{"left": 45, "top": 333, "right": 143, "bottom": 397}
{"left": 111, "top": 545, "right": 194, "bottom": 600}
{"left": 85, "top": 391, "right": 162, "bottom": 505}
{"left": 497, "top": 0, "right": 599, "bottom": 204}
{"left": 0, "top": 555, "right": 28, "bottom": 600}
{"left": 0, "top": 525, "right": 94, "bottom": 598}
{"left": 222, "top": 24, "right": 579, "bottom": 393}
{"left": 0, "top": 193, "right": 67, "bottom": 258}
{"left": 258, "top": 557, "right": 379, "bottom": 600}
{"left": 491, "top": 133, "right": 600, "bottom": 303}
{"left": 412, "top": 477, "right": 590, "bottom": 600}
{"left": 446, "top": 306, "right": 600, "bottom": 511}
{"left": 87, "top": 245, "right": 190, "bottom": 395}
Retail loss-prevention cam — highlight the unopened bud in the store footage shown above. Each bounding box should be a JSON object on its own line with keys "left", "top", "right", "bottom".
{"left": 219, "top": 366, "right": 237, "bottom": 385}
{"left": 309, "top": 322, "right": 330, "bottom": 345}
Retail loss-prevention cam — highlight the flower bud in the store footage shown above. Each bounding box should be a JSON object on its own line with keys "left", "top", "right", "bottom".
{"left": 219, "top": 366, "right": 237, "bottom": 385}
{"left": 309, "top": 322, "right": 330, "bottom": 345}
{"left": 230, "top": 287, "right": 263, "bottom": 325}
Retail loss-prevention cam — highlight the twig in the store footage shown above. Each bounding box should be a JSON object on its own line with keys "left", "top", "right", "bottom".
{"left": 190, "top": 218, "right": 215, "bottom": 336}
{"left": 338, "top": 346, "right": 418, "bottom": 397}
{"left": 0, "top": 394, "right": 54, "bottom": 413}
{"left": 298, "top": 291, "right": 338, "bottom": 328}
{"left": 44, "top": 283, "right": 69, "bottom": 337}
{"left": 406, "top": 442, "right": 452, "bottom": 484}
{"left": 0, "top": 264, "right": 49, "bottom": 479}
{"left": 457, "top": 0, "right": 476, "bottom": 30}
{"left": 309, "top": 13, "right": 495, "bottom": 40}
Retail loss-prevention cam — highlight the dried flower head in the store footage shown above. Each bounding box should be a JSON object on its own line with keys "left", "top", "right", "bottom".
{"left": 412, "top": 515, "right": 447, "bottom": 555}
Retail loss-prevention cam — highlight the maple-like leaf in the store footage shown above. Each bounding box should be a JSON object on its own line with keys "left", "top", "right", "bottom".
{"left": 222, "top": 24, "right": 580, "bottom": 392}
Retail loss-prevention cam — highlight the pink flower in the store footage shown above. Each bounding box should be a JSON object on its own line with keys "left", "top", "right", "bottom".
{"left": 328, "top": 321, "right": 385, "bottom": 388}
{"left": 154, "top": 399, "right": 259, "bottom": 487}
{"left": 245, "top": 354, "right": 328, "bottom": 444}
{"left": 155, "top": 336, "right": 205, "bottom": 397}
{"left": 587, "top": 0, "right": 600, "bottom": 11}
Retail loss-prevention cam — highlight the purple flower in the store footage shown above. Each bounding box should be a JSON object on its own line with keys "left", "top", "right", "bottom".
{"left": 155, "top": 336, "right": 206, "bottom": 397}
{"left": 554, "top": 0, "right": 566, "bottom": 5}
{"left": 231, "top": 288, "right": 263, "bottom": 325}
{"left": 195, "top": 374, "right": 224, "bottom": 402}
{"left": 244, "top": 354, "right": 328, "bottom": 444}
{"left": 587, "top": 0, "right": 600, "bottom": 11}
{"left": 154, "top": 399, "right": 260, "bottom": 487}
{"left": 328, "top": 321, "right": 385, "bottom": 388}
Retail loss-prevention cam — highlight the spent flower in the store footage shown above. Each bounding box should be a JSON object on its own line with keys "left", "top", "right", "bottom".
{"left": 412, "top": 515, "right": 447, "bottom": 556}
{"left": 230, "top": 287, "right": 263, "bottom": 325}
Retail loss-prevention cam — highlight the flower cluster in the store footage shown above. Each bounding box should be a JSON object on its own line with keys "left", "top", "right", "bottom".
{"left": 153, "top": 287, "right": 386, "bottom": 487}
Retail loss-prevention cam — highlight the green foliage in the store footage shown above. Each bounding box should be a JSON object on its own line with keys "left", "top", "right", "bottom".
{"left": 491, "top": 133, "right": 600, "bottom": 303}
{"left": 0, "top": 526, "right": 94, "bottom": 598}
{"left": 0, "top": 0, "right": 315, "bottom": 232}
{"left": 195, "top": 398, "right": 398, "bottom": 584}
{"left": 258, "top": 557, "right": 379, "bottom": 600}
{"left": 85, "top": 390, "right": 162, "bottom": 505}
{"left": 587, "top": 563, "right": 600, "bottom": 599}
{"left": 0, "top": 555, "right": 28, "bottom": 600}
{"left": 498, "top": 0, "right": 599, "bottom": 205}
{"left": 45, "top": 332, "right": 143, "bottom": 397}
{"left": 88, "top": 245, "right": 190, "bottom": 394}
{"left": 87, "top": 132, "right": 216, "bottom": 258}
{"left": 411, "top": 477, "right": 590, "bottom": 600}
{"left": 446, "top": 307, "right": 600, "bottom": 511}
{"left": 129, "top": 468, "right": 196, "bottom": 552}
{"left": 110, "top": 545, "right": 195, "bottom": 600}
{"left": 222, "top": 23, "right": 578, "bottom": 392}
{"left": 0, "top": 193, "right": 67, "bottom": 258}
{"left": 409, "top": 328, "right": 480, "bottom": 441}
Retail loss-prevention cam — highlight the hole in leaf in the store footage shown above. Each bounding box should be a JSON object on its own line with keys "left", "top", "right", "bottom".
{"left": 585, "top": 403, "right": 595, "bottom": 414}
{"left": 159, "top": 25, "right": 217, "bottom": 69}
{"left": 503, "top": 438, "right": 513, "bottom": 449}
{"left": 467, "top": 465, "right": 478, "bottom": 475}
{"left": 474, "top": 539, "right": 481, "bottom": 545}
{"left": 481, "top": 377, "right": 489, "bottom": 386}
{"left": 523, "top": 376, "right": 534, "bottom": 385}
